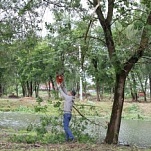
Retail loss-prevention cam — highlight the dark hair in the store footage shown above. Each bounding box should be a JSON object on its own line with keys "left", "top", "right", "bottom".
{"left": 71, "top": 90, "right": 76, "bottom": 96}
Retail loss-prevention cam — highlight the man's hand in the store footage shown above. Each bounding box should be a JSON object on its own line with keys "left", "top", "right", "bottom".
{"left": 56, "top": 75, "right": 64, "bottom": 84}
{"left": 57, "top": 83, "right": 61, "bottom": 88}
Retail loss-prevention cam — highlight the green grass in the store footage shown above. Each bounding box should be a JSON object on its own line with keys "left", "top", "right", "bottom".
{"left": 0, "top": 98, "right": 151, "bottom": 150}
{"left": 0, "top": 98, "right": 151, "bottom": 120}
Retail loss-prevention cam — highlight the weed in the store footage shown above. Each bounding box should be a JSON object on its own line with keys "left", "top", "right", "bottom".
{"left": 127, "top": 104, "right": 140, "bottom": 113}
{"left": 123, "top": 104, "right": 144, "bottom": 120}
{"left": 14, "top": 105, "right": 34, "bottom": 113}
{"left": 34, "top": 105, "right": 47, "bottom": 112}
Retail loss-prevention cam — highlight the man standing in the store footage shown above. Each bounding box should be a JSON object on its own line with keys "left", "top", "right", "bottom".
{"left": 56, "top": 81, "right": 76, "bottom": 142}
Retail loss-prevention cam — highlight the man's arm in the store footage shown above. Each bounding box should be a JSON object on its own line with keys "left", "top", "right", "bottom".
{"left": 57, "top": 83, "right": 68, "bottom": 98}
{"left": 61, "top": 85, "right": 68, "bottom": 94}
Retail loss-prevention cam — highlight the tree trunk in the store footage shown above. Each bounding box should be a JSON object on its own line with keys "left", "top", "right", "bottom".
{"left": 128, "top": 73, "right": 138, "bottom": 101}
{"left": 48, "top": 81, "right": 51, "bottom": 98}
{"left": 50, "top": 75, "right": 55, "bottom": 90}
{"left": 21, "top": 82, "right": 26, "bottom": 97}
{"left": 136, "top": 72, "right": 147, "bottom": 102}
{"left": 34, "top": 81, "right": 39, "bottom": 98}
{"left": 131, "top": 91, "right": 138, "bottom": 102}
{"left": 0, "top": 84, "right": 2, "bottom": 97}
{"left": 96, "top": 81, "right": 101, "bottom": 101}
{"left": 48, "top": 76, "right": 56, "bottom": 98}
{"left": 15, "top": 84, "right": 19, "bottom": 97}
{"left": 109, "top": 88, "right": 114, "bottom": 101}
{"left": 105, "top": 73, "right": 126, "bottom": 144}
{"left": 27, "top": 81, "right": 33, "bottom": 97}
{"left": 144, "top": 77, "right": 148, "bottom": 102}
{"left": 149, "top": 73, "right": 151, "bottom": 101}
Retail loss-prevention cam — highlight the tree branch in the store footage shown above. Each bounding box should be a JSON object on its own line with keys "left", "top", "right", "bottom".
{"left": 124, "top": 11, "right": 151, "bottom": 75}
{"left": 106, "top": 0, "right": 115, "bottom": 24}
{"left": 84, "top": 20, "right": 92, "bottom": 42}
{"left": 76, "top": 35, "right": 106, "bottom": 45}
{"left": 84, "top": 0, "right": 100, "bottom": 42}
{"left": 93, "top": 0, "right": 105, "bottom": 24}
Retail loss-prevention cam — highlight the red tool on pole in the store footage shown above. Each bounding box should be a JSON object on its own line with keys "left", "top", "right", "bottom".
{"left": 56, "top": 74, "right": 64, "bottom": 84}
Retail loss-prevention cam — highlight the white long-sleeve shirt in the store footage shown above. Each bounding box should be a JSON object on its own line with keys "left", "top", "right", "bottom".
{"left": 58, "top": 86, "right": 75, "bottom": 113}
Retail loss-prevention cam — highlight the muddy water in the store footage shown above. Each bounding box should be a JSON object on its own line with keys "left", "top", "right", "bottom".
{"left": 0, "top": 112, "right": 151, "bottom": 147}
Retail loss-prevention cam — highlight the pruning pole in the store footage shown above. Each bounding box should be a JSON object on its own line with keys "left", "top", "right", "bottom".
{"left": 73, "top": 105, "right": 106, "bottom": 128}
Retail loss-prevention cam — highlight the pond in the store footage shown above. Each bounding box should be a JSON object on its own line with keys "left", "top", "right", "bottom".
{"left": 94, "top": 118, "right": 151, "bottom": 147}
{"left": 0, "top": 112, "right": 151, "bottom": 147}
{"left": 0, "top": 112, "right": 40, "bottom": 129}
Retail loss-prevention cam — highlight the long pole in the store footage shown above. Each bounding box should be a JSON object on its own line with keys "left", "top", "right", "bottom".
{"left": 79, "top": 45, "right": 83, "bottom": 101}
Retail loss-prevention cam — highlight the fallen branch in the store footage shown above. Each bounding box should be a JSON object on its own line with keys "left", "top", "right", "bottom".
{"left": 73, "top": 105, "right": 106, "bottom": 128}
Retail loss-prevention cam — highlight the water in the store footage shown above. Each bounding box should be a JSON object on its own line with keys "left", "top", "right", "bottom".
{"left": 119, "top": 119, "right": 151, "bottom": 147}
{"left": 92, "top": 118, "right": 151, "bottom": 147}
{"left": 0, "top": 112, "right": 40, "bottom": 129}
{"left": 0, "top": 112, "right": 151, "bottom": 147}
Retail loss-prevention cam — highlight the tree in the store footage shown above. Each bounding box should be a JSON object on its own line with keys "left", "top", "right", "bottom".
{"left": 0, "top": 0, "right": 42, "bottom": 96}
{"left": 90, "top": 0, "right": 151, "bottom": 144}
{"left": 127, "top": 71, "right": 138, "bottom": 102}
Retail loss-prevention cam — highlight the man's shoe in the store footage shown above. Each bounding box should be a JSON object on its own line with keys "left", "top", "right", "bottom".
{"left": 68, "top": 138, "right": 77, "bottom": 143}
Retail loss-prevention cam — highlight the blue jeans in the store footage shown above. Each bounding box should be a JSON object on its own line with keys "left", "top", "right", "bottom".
{"left": 63, "top": 113, "right": 74, "bottom": 140}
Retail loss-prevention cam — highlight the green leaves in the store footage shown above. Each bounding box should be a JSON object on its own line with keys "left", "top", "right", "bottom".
{"left": 125, "top": 24, "right": 138, "bottom": 40}
{"left": 141, "top": 0, "right": 151, "bottom": 9}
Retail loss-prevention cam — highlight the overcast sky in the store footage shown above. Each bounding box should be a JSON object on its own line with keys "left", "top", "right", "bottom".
{"left": 40, "top": 0, "right": 89, "bottom": 37}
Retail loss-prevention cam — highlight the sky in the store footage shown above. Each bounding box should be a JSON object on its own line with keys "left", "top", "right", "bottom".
{"left": 40, "top": 0, "right": 89, "bottom": 37}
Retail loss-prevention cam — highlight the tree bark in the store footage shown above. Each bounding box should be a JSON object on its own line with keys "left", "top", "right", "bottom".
{"left": 21, "top": 82, "right": 26, "bottom": 97}
{"left": 105, "top": 73, "right": 126, "bottom": 144}
{"left": 149, "top": 73, "right": 151, "bottom": 101}
{"left": 136, "top": 71, "right": 147, "bottom": 102}
{"left": 128, "top": 73, "right": 138, "bottom": 101}
{"left": 96, "top": 81, "right": 101, "bottom": 101}
{"left": 0, "top": 84, "right": 3, "bottom": 97}
{"left": 26, "top": 81, "right": 33, "bottom": 97}
{"left": 34, "top": 81, "right": 39, "bottom": 98}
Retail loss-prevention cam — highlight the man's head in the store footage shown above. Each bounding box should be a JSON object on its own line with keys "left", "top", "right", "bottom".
{"left": 71, "top": 90, "right": 76, "bottom": 96}
{"left": 68, "top": 90, "right": 76, "bottom": 96}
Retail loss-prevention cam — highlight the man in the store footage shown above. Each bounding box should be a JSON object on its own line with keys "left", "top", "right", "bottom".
{"left": 57, "top": 82, "right": 76, "bottom": 142}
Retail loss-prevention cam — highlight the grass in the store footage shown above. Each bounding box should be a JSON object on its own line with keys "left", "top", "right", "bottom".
{"left": 1, "top": 129, "right": 150, "bottom": 151}
{"left": 0, "top": 97, "right": 151, "bottom": 150}
{"left": 0, "top": 97, "right": 151, "bottom": 120}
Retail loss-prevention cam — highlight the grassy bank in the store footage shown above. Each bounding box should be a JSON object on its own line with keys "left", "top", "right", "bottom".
{"left": 0, "top": 97, "right": 151, "bottom": 120}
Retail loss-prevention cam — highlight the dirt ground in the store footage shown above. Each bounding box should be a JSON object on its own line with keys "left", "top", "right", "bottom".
{"left": 0, "top": 141, "right": 149, "bottom": 151}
